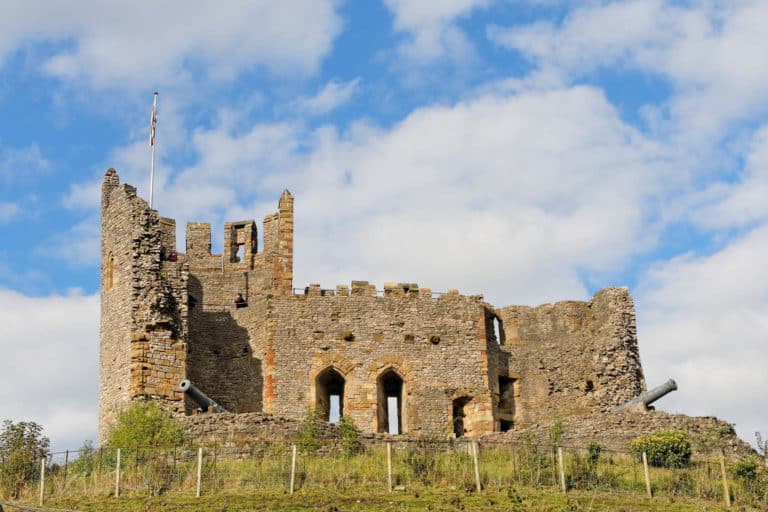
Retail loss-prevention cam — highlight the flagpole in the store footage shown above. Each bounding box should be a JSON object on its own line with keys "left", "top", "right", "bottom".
{"left": 149, "top": 91, "right": 158, "bottom": 209}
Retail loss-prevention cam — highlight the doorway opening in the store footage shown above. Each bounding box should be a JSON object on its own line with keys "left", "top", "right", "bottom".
{"left": 498, "top": 375, "right": 516, "bottom": 432}
{"left": 452, "top": 396, "right": 473, "bottom": 438}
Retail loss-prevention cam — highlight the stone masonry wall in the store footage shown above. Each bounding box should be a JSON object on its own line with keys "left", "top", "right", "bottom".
{"left": 492, "top": 287, "right": 645, "bottom": 429}
{"left": 99, "top": 169, "right": 134, "bottom": 440}
{"left": 185, "top": 292, "right": 267, "bottom": 414}
{"left": 484, "top": 410, "right": 755, "bottom": 458}
{"left": 99, "top": 169, "right": 188, "bottom": 441}
{"left": 264, "top": 285, "right": 495, "bottom": 437}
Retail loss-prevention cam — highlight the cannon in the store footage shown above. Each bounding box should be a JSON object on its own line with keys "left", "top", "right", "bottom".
{"left": 177, "top": 379, "right": 227, "bottom": 413}
{"left": 611, "top": 378, "right": 677, "bottom": 412}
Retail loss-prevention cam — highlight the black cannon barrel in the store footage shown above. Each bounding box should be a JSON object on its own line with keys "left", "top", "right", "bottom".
{"left": 611, "top": 378, "right": 677, "bottom": 412}
{"left": 178, "top": 379, "right": 226, "bottom": 413}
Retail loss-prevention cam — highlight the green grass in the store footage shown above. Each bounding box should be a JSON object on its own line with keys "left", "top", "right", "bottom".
{"left": 5, "top": 442, "right": 765, "bottom": 511}
{"left": 33, "top": 486, "right": 745, "bottom": 512}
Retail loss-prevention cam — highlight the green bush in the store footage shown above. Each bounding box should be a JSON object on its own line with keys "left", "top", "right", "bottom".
{"left": 69, "top": 440, "right": 96, "bottom": 476}
{"left": 587, "top": 442, "right": 602, "bottom": 466}
{"left": 730, "top": 457, "right": 759, "bottom": 481}
{"left": 630, "top": 430, "right": 691, "bottom": 468}
{"left": 106, "top": 401, "right": 186, "bottom": 448}
{"left": 295, "top": 409, "right": 322, "bottom": 454}
{"left": 337, "top": 416, "right": 359, "bottom": 458}
{"left": 0, "top": 420, "right": 50, "bottom": 499}
{"left": 547, "top": 419, "right": 564, "bottom": 446}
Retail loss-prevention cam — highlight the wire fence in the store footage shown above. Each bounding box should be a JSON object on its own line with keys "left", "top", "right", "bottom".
{"left": 2, "top": 439, "right": 766, "bottom": 509}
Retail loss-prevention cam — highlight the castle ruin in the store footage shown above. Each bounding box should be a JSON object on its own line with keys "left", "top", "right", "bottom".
{"left": 99, "top": 168, "right": 748, "bottom": 452}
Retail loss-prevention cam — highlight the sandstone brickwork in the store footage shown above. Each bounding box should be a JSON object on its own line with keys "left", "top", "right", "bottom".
{"left": 100, "top": 169, "right": 188, "bottom": 440}
{"left": 99, "top": 168, "right": 747, "bottom": 452}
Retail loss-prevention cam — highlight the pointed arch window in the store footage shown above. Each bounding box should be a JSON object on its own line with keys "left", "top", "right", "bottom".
{"left": 377, "top": 369, "right": 405, "bottom": 435}
{"left": 315, "top": 367, "right": 345, "bottom": 423}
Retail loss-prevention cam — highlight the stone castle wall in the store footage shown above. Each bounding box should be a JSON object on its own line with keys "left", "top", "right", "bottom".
{"left": 264, "top": 287, "right": 495, "bottom": 436}
{"left": 99, "top": 168, "right": 675, "bottom": 446}
{"left": 492, "top": 287, "right": 646, "bottom": 429}
{"left": 99, "top": 170, "right": 188, "bottom": 440}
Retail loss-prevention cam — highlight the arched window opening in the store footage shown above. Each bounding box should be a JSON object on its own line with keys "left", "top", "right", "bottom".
{"left": 377, "top": 369, "right": 404, "bottom": 435}
{"left": 452, "top": 396, "right": 473, "bottom": 438}
{"left": 104, "top": 253, "right": 115, "bottom": 291}
{"left": 315, "top": 367, "right": 345, "bottom": 423}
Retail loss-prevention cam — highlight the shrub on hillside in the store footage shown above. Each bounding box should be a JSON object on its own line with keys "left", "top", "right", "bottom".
{"left": 337, "top": 416, "right": 359, "bottom": 458}
{"left": 630, "top": 430, "right": 691, "bottom": 468}
{"left": 0, "top": 420, "right": 50, "bottom": 499}
{"left": 106, "top": 402, "right": 186, "bottom": 448}
{"left": 730, "top": 457, "right": 759, "bottom": 481}
{"left": 69, "top": 440, "right": 96, "bottom": 476}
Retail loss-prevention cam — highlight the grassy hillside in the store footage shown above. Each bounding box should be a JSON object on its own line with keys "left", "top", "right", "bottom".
{"left": 35, "top": 486, "right": 749, "bottom": 512}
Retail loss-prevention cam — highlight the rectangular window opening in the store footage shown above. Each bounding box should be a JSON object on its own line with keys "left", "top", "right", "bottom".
{"left": 329, "top": 394, "right": 341, "bottom": 424}
{"left": 387, "top": 396, "right": 399, "bottom": 435}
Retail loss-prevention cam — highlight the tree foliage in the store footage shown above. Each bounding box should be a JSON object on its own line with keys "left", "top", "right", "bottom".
{"left": 0, "top": 420, "right": 50, "bottom": 498}
{"left": 106, "top": 402, "right": 186, "bottom": 448}
{"left": 69, "top": 440, "right": 96, "bottom": 476}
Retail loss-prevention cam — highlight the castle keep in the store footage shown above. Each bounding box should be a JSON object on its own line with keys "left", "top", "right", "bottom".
{"left": 100, "top": 168, "right": 650, "bottom": 442}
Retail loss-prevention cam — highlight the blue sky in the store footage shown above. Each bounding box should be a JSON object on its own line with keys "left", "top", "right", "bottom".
{"left": 1, "top": 0, "right": 767, "bottom": 450}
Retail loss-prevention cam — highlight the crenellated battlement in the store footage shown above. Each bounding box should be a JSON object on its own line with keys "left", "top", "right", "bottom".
{"left": 295, "top": 281, "right": 479, "bottom": 301}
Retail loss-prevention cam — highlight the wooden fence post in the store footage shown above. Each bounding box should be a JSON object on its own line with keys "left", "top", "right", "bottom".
{"left": 557, "top": 447, "right": 566, "bottom": 493}
{"left": 195, "top": 447, "right": 203, "bottom": 498}
{"left": 289, "top": 444, "right": 297, "bottom": 494}
{"left": 39, "top": 457, "right": 46, "bottom": 506}
{"left": 510, "top": 445, "right": 516, "bottom": 482}
{"left": 63, "top": 449, "right": 69, "bottom": 490}
{"left": 642, "top": 451, "right": 652, "bottom": 498}
{"left": 471, "top": 441, "right": 482, "bottom": 493}
{"left": 115, "top": 448, "right": 121, "bottom": 498}
{"left": 719, "top": 452, "right": 731, "bottom": 508}
{"left": 386, "top": 442, "right": 392, "bottom": 493}
{"left": 95, "top": 447, "right": 102, "bottom": 489}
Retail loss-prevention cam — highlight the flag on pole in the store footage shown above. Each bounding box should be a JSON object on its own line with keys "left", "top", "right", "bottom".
{"left": 149, "top": 92, "right": 158, "bottom": 209}
{"left": 150, "top": 92, "right": 158, "bottom": 147}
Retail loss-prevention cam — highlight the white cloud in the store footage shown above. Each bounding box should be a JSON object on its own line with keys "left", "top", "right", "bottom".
{"left": 489, "top": 0, "right": 768, "bottom": 146}
{"left": 47, "top": 215, "right": 100, "bottom": 267}
{"left": 293, "top": 78, "right": 362, "bottom": 116}
{"left": 284, "top": 87, "right": 677, "bottom": 304}
{"left": 124, "top": 85, "right": 673, "bottom": 306}
{"left": 0, "top": 201, "right": 19, "bottom": 223}
{"left": 0, "top": 1, "right": 343, "bottom": 88}
{"left": 0, "top": 288, "right": 99, "bottom": 449}
{"left": 62, "top": 181, "right": 100, "bottom": 211}
{"left": 636, "top": 223, "right": 768, "bottom": 445}
{"left": 0, "top": 144, "right": 51, "bottom": 182}
{"left": 690, "top": 124, "right": 768, "bottom": 230}
{"left": 383, "top": 0, "right": 491, "bottom": 64}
